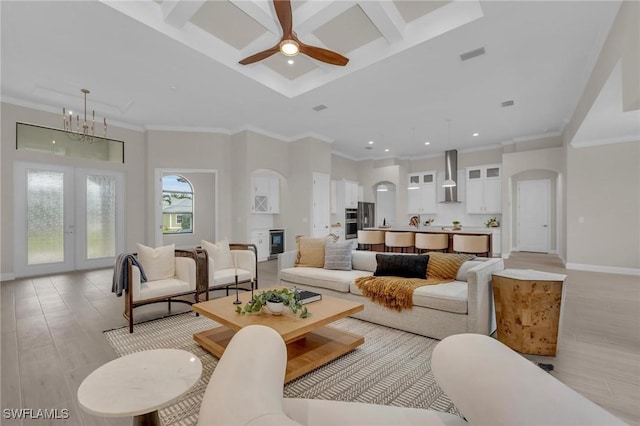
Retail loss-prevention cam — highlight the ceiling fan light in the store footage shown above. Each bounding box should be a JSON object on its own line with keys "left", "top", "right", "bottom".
{"left": 443, "top": 179, "right": 457, "bottom": 188}
{"left": 280, "top": 39, "right": 299, "bottom": 56}
{"left": 377, "top": 184, "right": 388, "bottom": 192}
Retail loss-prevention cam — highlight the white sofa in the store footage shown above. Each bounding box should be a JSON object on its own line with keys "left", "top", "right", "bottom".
{"left": 197, "top": 325, "right": 626, "bottom": 426}
{"left": 278, "top": 250, "right": 504, "bottom": 339}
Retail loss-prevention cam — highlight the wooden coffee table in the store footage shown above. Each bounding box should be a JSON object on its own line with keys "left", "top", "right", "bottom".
{"left": 192, "top": 289, "right": 364, "bottom": 383}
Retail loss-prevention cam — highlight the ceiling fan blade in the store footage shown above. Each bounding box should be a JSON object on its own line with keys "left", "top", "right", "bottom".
{"left": 273, "top": 0, "right": 293, "bottom": 37}
{"left": 299, "top": 43, "right": 349, "bottom": 66}
{"left": 238, "top": 45, "right": 280, "bottom": 65}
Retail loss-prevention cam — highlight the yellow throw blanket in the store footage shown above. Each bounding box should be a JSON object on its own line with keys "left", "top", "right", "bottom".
{"left": 355, "top": 253, "right": 474, "bottom": 311}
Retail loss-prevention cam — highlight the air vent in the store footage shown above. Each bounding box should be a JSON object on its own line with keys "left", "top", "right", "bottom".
{"left": 364, "top": 146, "right": 373, "bottom": 150}
{"left": 460, "top": 47, "right": 486, "bottom": 62}
{"left": 312, "top": 104, "right": 327, "bottom": 112}
{"left": 501, "top": 100, "right": 515, "bottom": 107}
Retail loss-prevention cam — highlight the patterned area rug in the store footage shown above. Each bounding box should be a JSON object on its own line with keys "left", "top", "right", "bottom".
{"left": 104, "top": 313, "right": 461, "bottom": 426}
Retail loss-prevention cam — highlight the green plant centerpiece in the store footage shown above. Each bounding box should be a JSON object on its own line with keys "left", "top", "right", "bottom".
{"left": 235, "top": 288, "right": 311, "bottom": 318}
{"left": 484, "top": 217, "right": 499, "bottom": 228}
{"left": 452, "top": 220, "right": 461, "bottom": 230}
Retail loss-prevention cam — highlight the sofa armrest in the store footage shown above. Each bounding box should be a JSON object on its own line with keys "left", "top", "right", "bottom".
{"left": 175, "top": 257, "right": 197, "bottom": 291}
{"left": 432, "top": 334, "right": 625, "bottom": 426}
{"left": 466, "top": 258, "right": 504, "bottom": 335}
{"left": 197, "top": 325, "right": 300, "bottom": 426}
{"left": 277, "top": 251, "right": 297, "bottom": 282}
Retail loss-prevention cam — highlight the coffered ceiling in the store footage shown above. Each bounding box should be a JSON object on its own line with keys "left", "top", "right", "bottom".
{"left": 0, "top": 1, "right": 625, "bottom": 160}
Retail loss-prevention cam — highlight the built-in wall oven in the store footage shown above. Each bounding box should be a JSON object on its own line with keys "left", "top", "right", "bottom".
{"left": 345, "top": 208, "right": 357, "bottom": 239}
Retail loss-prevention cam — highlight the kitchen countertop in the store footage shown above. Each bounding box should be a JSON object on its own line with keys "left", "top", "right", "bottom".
{"left": 365, "top": 226, "right": 496, "bottom": 235}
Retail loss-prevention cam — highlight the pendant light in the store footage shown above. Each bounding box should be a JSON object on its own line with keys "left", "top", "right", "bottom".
{"left": 442, "top": 119, "right": 457, "bottom": 188}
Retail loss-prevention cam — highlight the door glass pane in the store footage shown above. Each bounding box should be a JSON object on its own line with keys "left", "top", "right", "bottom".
{"left": 487, "top": 167, "right": 500, "bottom": 178}
{"left": 27, "top": 170, "right": 64, "bottom": 264}
{"left": 86, "top": 175, "right": 116, "bottom": 259}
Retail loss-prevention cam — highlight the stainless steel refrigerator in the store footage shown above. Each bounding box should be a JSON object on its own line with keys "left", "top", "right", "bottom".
{"left": 357, "top": 202, "right": 375, "bottom": 230}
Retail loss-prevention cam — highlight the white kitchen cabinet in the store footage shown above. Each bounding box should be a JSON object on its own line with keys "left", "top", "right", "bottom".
{"left": 466, "top": 165, "right": 501, "bottom": 214}
{"left": 407, "top": 171, "right": 436, "bottom": 214}
{"left": 251, "top": 175, "right": 280, "bottom": 214}
{"left": 250, "top": 229, "right": 270, "bottom": 261}
{"left": 336, "top": 180, "right": 359, "bottom": 210}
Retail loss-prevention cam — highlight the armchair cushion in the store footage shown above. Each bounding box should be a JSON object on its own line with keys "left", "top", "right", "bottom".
{"left": 136, "top": 243, "right": 175, "bottom": 281}
{"left": 208, "top": 249, "right": 255, "bottom": 288}
{"left": 202, "top": 239, "right": 234, "bottom": 270}
{"left": 131, "top": 256, "right": 196, "bottom": 302}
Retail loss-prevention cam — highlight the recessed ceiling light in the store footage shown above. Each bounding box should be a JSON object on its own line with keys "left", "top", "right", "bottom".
{"left": 424, "top": 141, "right": 430, "bottom": 145}
{"left": 287, "top": 59, "right": 294, "bottom": 65}
{"left": 473, "top": 133, "right": 479, "bottom": 137}
{"left": 368, "top": 141, "right": 374, "bottom": 144}
{"left": 384, "top": 148, "right": 390, "bottom": 152}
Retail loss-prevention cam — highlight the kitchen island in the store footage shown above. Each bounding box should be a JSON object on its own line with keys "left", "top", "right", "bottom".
{"left": 364, "top": 226, "right": 497, "bottom": 257}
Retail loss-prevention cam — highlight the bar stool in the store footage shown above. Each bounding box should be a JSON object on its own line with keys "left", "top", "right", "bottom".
{"left": 357, "top": 230, "right": 385, "bottom": 251}
{"left": 385, "top": 232, "right": 415, "bottom": 253}
{"left": 452, "top": 234, "right": 490, "bottom": 257}
{"left": 415, "top": 233, "right": 449, "bottom": 254}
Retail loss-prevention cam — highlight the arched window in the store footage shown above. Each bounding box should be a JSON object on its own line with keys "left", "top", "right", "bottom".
{"left": 162, "top": 174, "right": 193, "bottom": 235}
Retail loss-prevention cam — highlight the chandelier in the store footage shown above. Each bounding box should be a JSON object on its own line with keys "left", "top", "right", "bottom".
{"left": 62, "top": 89, "right": 107, "bottom": 142}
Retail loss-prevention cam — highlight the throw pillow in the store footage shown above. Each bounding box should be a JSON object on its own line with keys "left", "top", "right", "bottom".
{"left": 324, "top": 241, "right": 353, "bottom": 271}
{"left": 374, "top": 254, "right": 429, "bottom": 279}
{"left": 136, "top": 243, "right": 175, "bottom": 281}
{"left": 201, "top": 239, "right": 235, "bottom": 270}
{"left": 295, "top": 236, "right": 327, "bottom": 267}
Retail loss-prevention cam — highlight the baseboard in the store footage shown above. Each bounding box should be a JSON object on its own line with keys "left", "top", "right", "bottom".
{"left": 1, "top": 272, "right": 16, "bottom": 281}
{"left": 502, "top": 253, "right": 510, "bottom": 259}
{"left": 565, "top": 262, "right": 640, "bottom": 276}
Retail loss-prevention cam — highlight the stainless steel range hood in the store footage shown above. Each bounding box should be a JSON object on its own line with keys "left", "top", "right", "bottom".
{"left": 441, "top": 149, "right": 461, "bottom": 203}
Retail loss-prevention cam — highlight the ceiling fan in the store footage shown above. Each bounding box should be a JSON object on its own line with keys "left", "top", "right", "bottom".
{"left": 238, "top": 0, "right": 349, "bottom": 66}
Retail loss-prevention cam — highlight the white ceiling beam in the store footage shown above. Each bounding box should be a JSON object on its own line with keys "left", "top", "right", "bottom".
{"left": 295, "top": 1, "right": 356, "bottom": 36}
{"left": 161, "top": 0, "right": 206, "bottom": 28}
{"left": 358, "top": 1, "right": 405, "bottom": 44}
{"left": 228, "top": 0, "right": 280, "bottom": 35}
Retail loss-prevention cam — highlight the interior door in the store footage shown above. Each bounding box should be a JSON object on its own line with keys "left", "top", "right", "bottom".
{"left": 517, "top": 179, "right": 550, "bottom": 252}
{"left": 312, "top": 173, "right": 330, "bottom": 237}
{"left": 15, "top": 162, "right": 125, "bottom": 277}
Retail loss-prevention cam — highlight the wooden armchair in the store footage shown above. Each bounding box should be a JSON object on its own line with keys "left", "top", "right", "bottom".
{"left": 124, "top": 248, "right": 198, "bottom": 333}
{"left": 199, "top": 243, "right": 258, "bottom": 301}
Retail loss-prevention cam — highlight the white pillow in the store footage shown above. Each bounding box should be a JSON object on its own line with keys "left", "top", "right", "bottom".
{"left": 201, "top": 239, "right": 235, "bottom": 270}
{"left": 136, "top": 243, "right": 175, "bottom": 281}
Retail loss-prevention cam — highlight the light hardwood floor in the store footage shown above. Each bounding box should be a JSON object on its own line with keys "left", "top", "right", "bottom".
{"left": 1, "top": 253, "right": 638, "bottom": 425}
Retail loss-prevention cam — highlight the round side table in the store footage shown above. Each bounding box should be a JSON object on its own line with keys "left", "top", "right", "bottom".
{"left": 78, "top": 349, "right": 202, "bottom": 426}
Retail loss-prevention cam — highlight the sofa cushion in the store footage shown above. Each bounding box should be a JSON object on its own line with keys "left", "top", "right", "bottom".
{"left": 295, "top": 236, "right": 327, "bottom": 268}
{"left": 212, "top": 268, "right": 252, "bottom": 286}
{"left": 351, "top": 250, "right": 378, "bottom": 272}
{"left": 281, "top": 267, "right": 372, "bottom": 293}
{"left": 136, "top": 277, "right": 191, "bottom": 301}
{"left": 136, "top": 243, "right": 175, "bottom": 281}
{"left": 324, "top": 241, "right": 353, "bottom": 271}
{"left": 202, "top": 239, "right": 235, "bottom": 271}
{"left": 350, "top": 280, "right": 468, "bottom": 314}
{"left": 374, "top": 254, "right": 429, "bottom": 279}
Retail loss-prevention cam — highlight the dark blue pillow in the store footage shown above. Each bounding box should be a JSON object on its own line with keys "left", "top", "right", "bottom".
{"left": 374, "top": 254, "right": 429, "bottom": 279}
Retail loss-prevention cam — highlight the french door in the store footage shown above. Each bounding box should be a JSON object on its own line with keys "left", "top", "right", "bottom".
{"left": 14, "top": 162, "right": 125, "bottom": 277}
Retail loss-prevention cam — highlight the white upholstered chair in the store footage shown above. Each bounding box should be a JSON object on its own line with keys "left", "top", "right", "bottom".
{"left": 452, "top": 234, "right": 490, "bottom": 257}
{"left": 415, "top": 233, "right": 449, "bottom": 253}
{"left": 384, "top": 231, "right": 415, "bottom": 253}
{"left": 200, "top": 241, "right": 258, "bottom": 300}
{"left": 197, "top": 326, "right": 626, "bottom": 426}
{"left": 124, "top": 246, "right": 198, "bottom": 333}
{"left": 357, "top": 230, "right": 385, "bottom": 251}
